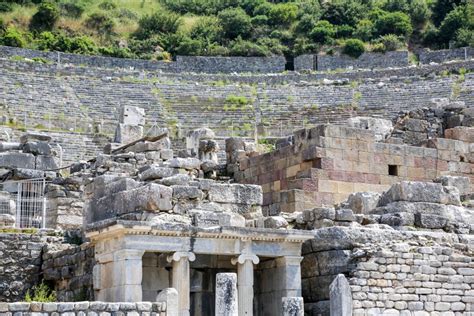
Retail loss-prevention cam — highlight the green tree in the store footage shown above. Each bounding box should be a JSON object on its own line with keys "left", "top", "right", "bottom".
{"left": 30, "top": 2, "right": 60, "bottom": 31}
{"left": 310, "top": 20, "right": 336, "bottom": 44}
{"left": 431, "top": 0, "right": 463, "bottom": 26}
{"left": 342, "top": 38, "right": 365, "bottom": 57}
{"left": 374, "top": 11, "right": 413, "bottom": 37}
{"left": 85, "top": 12, "right": 115, "bottom": 36}
{"left": 437, "top": 4, "right": 473, "bottom": 46}
{"left": 354, "top": 19, "right": 374, "bottom": 41}
{"left": 1, "top": 26, "right": 26, "bottom": 47}
{"left": 218, "top": 7, "right": 252, "bottom": 40}
{"left": 322, "top": 0, "right": 367, "bottom": 26}
{"left": 268, "top": 3, "right": 298, "bottom": 26}
{"left": 134, "top": 10, "right": 181, "bottom": 40}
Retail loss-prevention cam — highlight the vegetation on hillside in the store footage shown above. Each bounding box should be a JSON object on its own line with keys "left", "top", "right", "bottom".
{"left": 0, "top": 0, "right": 472, "bottom": 60}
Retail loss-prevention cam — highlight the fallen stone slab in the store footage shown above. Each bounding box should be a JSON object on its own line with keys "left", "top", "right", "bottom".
{"left": 22, "top": 141, "right": 52, "bottom": 156}
{"left": 139, "top": 166, "right": 178, "bottom": 181}
{"left": 13, "top": 168, "right": 44, "bottom": 180}
{"left": 347, "top": 192, "right": 380, "bottom": 214}
{"left": 20, "top": 132, "right": 52, "bottom": 144}
{"left": 434, "top": 175, "right": 471, "bottom": 195}
{"left": 35, "top": 155, "right": 58, "bottom": 170}
{"left": 167, "top": 157, "right": 201, "bottom": 170}
{"left": 0, "top": 152, "right": 35, "bottom": 169}
{"left": 160, "top": 174, "right": 191, "bottom": 186}
{"left": 0, "top": 142, "right": 21, "bottom": 152}
{"left": 114, "top": 124, "right": 143, "bottom": 144}
{"left": 190, "top": 210, "right": 246, "bottom": 228}
{"left": 208, "top": 183, "right": 262, "bottom": 205}
{"left": 113, "top": 183, "right": 173, "bottom": 214}
{"left": 172, "top": 185, "right": 204, "bottom": 200}
{"left": 379, "top": 181, "right": 461, "bottom": 206}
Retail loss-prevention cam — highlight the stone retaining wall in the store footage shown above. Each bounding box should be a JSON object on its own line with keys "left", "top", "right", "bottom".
{"left": 175, "top": 55, "right": 286, "bottom": 73}
{"left": 316, "top": 51, "right": 410, "bottom": 71}
{"left": 419, "top": 47, "right": 474, "bottom": 64}
{"left": 0, "top": 301, "right": 169, "bottom": 315}
{"left": 302, "top": 227, "right": 474, "bottom": 315}
{"left": 0, "top": 231, "right": 62, "bottom": 302}
{"left": 42, "top": 243, "right": 95, "bottom": 302}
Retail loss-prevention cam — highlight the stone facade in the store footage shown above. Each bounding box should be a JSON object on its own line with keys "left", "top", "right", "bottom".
{"left": 316, "top": 51, "right": 410, "bottom": 71}
{"left": 419, "top": 47, "right": 474, "bottom": 64}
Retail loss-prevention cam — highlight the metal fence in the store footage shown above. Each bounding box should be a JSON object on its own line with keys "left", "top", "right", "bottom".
{"left": 0, "top": 178, "right": 48, "bottom": 228}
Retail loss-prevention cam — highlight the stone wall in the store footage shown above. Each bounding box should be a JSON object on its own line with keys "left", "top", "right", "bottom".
{"left": 294, "top": 54, "right": 316, "bottom": 71}
{"left": 302, "top": 227, "right": 473, "bottom": 315}
{"left": 0, "top": 45, "right": 286, "bottom": 74}
{"left": 0, "top": 231, "right": 62, "bottom": 302}
{"left": 175, "top": 55, "right": 286, "bottom": 73}
{"left": 316, "top": 51, "right": 409, "bottom": 71}
{"left": 42, "top": 243, "right": 95, "bottom": 301}
{"left": 419, "top": 47, "right": 474, "bottom": 64}
{"left": 0, "top": 301, "right": 169, "bottom": 315}
{"left": 230, "top": 125, "right": 474, "bottom": 215}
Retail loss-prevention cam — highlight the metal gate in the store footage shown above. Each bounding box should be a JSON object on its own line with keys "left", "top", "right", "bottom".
{"left": 0, "top": 178, "right": 48, "bottom": 228}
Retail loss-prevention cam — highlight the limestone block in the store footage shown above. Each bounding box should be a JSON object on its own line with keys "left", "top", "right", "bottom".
{"left": 139, "top": 166, "right": 178, "bottom": 181}
{"left": 445, "top": 126, "right": 474, "bottom": 142}
{"left": 225, "top": 137, "right": 246, "bottom": 153}
{"left": 347, "top": 192, "right": 380, "bottom": 214}
{"left": 171, "top": 185, "right": 204, "bottom": 200}
{"left": 329, "top": 274, "right": 352, "bottom": 316}
{"left": 120, "top": 106, "right": 145, "bottom": 126}
{"left": 126, "top": 138, "right": 171, "bottom": 153}
{"left": 346, "top": 117, "right": 392, "bottom": 141}
{"left": 103, "top": 178, "right": 141, "bottom": 197}
{"left": 434, "top": 176, "right": 471, "bottom": 195}
{"left": 160, "top": 174, "right": 191, "bottom": 186}
{"left": 190, "top": 210, "right": 245, "bottom": 227}
{"left": 13, "top": 168, "right": 44, "bottom": 180}
{"left": 186, "top": 128, "right": 215, "bottom": 157}
{"left": 0, "top": 142, "right": 21, "bottom": 152}
{"left": 20, "top": 132, "right": 52, "bottom": 144}
{"left": 35, "top": 155, "right": 58, "bottom": 170}
{"left": 22, "top": 141, "right": 52, "bottom": 156}
{"left": 335, "top": 209, "right": 355, "bottom": 222}
{"left": 282, "top": 297, "right": 304, "bottom": 316}
{"left": 380, "top": 212, "right": 415, "bottom": 227}
{"left": 167, "top": 157, "right": 201, "bottom": 170}
{"left": 264, "top": 216, "right": 288, "bottom": 228}
{"left": 0, "top": 152, "right": 35, "bottom": 169}
{"left": 114, "top": 124, "right": 143, "bottom": 144}
{"left": 156, "top": 288, "right": 178, "bottom": 316}
{"left": 414, "top": 213, "right": 449, "bottom": 229}
{"left": 379, "top": 181, "right": 461, "bottom": 206}
{"left": 208, "top": 183, "right": 263, "bottom": 205}
{"left": 215, "top": 273, "right": 238, "bottom": 316}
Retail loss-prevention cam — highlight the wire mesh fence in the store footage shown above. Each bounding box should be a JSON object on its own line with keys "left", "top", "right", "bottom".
{"left": 0, "top": 178, "right": 49, "bottom": 228}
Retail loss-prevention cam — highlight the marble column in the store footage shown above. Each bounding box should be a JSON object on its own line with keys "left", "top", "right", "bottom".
{"left": 274, "top": 256, "right": 303, "bottom": 298}
{"left": 232, "top": 253, "right": 259, "bottom": 316}
{"left": 167, "top": 251, "right": 196, "bottom": 316}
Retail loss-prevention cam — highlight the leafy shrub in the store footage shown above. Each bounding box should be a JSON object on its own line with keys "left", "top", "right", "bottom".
{"left": 295, "top": 14, "right": 317, "bottom": 34}
{"left": 229, "top": 37, "right": 270, "bottom": 56}
{"left": 373, "top": 34, "right": 405, "bottom": 52}
{"left": 85, "top": 12, "right": 115, "bottom": 35}
{"left": 310, "top": 20, "right": 335, "bottom": 44}
{"left": 268, "top": 3, "right": 298, "bottom": 26}
{"left": 218, "top": 7, "right": 252, "bottom": 39}
{"left": 354, "top": 19, "right": 374, "bottom": 41}
{"left": 321, "top": 0, "right": 366, "bottom": 26}
{"left": 30, "top": 2, "right": 60, "bottom": 31}
{"left": 409, "top": 0, "right": 430, "bottom": 25}
{"left": 59, "top": 1, "right": 85, "bottom": 18}
{"left": 134, "top": 10, "right": 181, "bottom": 40}
{"left": 98, "top": 0, "right": 116, "bottom": 10}
{"left": 335, "top": 24, "right": 354, "bottom": 38}
{"left": 0, "top": 1, "right": 13, "bottom": 13}
{"left": 455, "top": 27, "right": 474, "bottom": 47}
{"left": 431, "top": 0, "right": 463, "bottom": 26}
{"left": 1, "top": 26, "right": 26, "bottom": 47}
{"left": 342, "top": 38, "right": 365, "bottom": 57}
{"left": 0, "top": 17, "right": 4, "bottom": 33}
{"left": 374, "top": 11, "right": 413, "bottom": 37}
{"left": 25, "top": 281, "right": 56, "bottom": 302}
{"left": 190, "top": 17, "right": 222, "bottom": 44}
{"left": 437, "top": 4, "right": 471, "bottom": 46}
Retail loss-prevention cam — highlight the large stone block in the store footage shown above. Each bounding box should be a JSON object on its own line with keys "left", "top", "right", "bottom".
{"left": 329, "top": 274, "right": 352, "bottom": 316}
{"left": 190, "top": 210, "right": 245, "bottom": 227}
{"left": 20, "top": 132, "right": 52, "bottom": 144}
{"left": 13, "top": 168, "right": 44, "bottom": 180}
{"left": 346, "top": 116, "right": 392, "bottom": 141}
{"left": 156, "top": 288, "right": 178, "bottom": 316}
{"left": 22, "top": 141, "right": 52, "bottom": 156}
{"left": 120, "top": 106, "right": 145, "bottom": 126}
{"left": 167, "top": 157, "right": 201, "bottom": 170}
{"left": 0, "top": 152, "right": 35, "bottom": 169}
{"left": 215, "top": 273, "right": 237, "bottom": 316}
{"left": 347, "top": 192, "right": 380, "bottom": 214}
{"left": 434, "top": 176, "right": 471, "bottom": 195}
{"left": 127, "top": 138, "right": 171, "bottom": 153}
{"left": 379, "top": 181, "right": 461, "bottom": 206}
{"left": 114, "top": 124, "right": 143, "bottom": 144}
{"left": 35, "top": 155, "right": 58, "bottom": 170}
{"left": 0, "top": 142, "right": 21, "bottom": 151}
{"left": 139, "top": 166, "right": 178, "bottom": 181}
{"left": 208, "top": 183, "right": 262, "bottom": 205}
{"left": 113, "top": 183, "right": 173, "bottom": 214}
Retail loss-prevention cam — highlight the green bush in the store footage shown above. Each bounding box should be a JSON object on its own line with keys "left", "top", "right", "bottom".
{"left": 268, "top": 3, "right": 298, "bottom": 26}
{"left": 1, "top": 26, "right": 26, "bottom": 47}
{"left": 25, "top": 281, "right": 56, "bottom": 302}
{"left": 218, "top": 7, "right": 252, "bottom": 40}
{"left": 373, "top": 34, "right": 405, "bottom": 52}
{"left": 374, "top": 11, "right": 413, "bottom": 37}
{"left": 354, "top": 19, "right": 374, "bottom": 41}
{"left": 0, "top": 1, "right": 13, "bottom": 13}
{"left": 335, "top": 24, "right": 354, "bottom": 38}
{"left": 85, "top": 12, "right": 115, "bottom": 35}
{"left": 134, "top": 10, "right": 181, "bottom": 40}
{"left": 30, "top": 2, "right": 60, "bottom": 31}
{"left": 321, "top": 0, "right": 366, "bottom": 26}
{"left": 98, "top": 0, "right": 116, "bottom": 11}
{"left": 431, "top": 0, "right": 463, "bottom": 26}
{"left": 455, "top": 27, "right": 474, "bottom": 47}
{"left": 295, "top": 14, "right": 317, "bottom": 34}
{"left": 409, "top": 0, "right": 430, "bottom": 25}
{"left": 310, "top": 20, "right": 335, "bottom": 44}
{"left": 229, "top": 37, "right": 270, "bottom": 56}
{"left": 59, "top": 1, "right": 85, "bottom": 18}
{"left": 342, "top": 38, "right": 365, "bottom": 57}
{"left": 438, "top": 4, "right": 471, "bottom": 46}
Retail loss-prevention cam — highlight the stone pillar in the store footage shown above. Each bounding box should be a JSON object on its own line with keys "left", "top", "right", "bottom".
{"left": 330, "top": 274, "right": 352, "bottom": 316}
{"left": 232, "top": 254, "right": 259, "bottom": 316}
{"left": 274, "top": 256, "right": 303, "bottom": 298}
{"left": 113, "top": 249, "right": 145, "bottom": 302}
{"left": 167, "top": 252, "right": 196, "bottom": 316}
{"left": 215, "top": 273, "right": 238, "bottom": 316}
{"left": 282, "top": 297, "right": 304, "bottom": 316}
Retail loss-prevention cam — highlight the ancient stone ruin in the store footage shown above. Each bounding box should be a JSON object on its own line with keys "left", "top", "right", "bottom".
{"left": 0, "top": 47, "right": 473, "bottom": 316}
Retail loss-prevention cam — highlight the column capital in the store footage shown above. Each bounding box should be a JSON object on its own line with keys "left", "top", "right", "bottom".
{"left": 231, "top": 253, "right": 259, "bottom": 265}
{"left": 275, "top": 255, "right": 303, "bottom": 267}
{"left": 167, "top": 251, "right": 196, "bottom": 263}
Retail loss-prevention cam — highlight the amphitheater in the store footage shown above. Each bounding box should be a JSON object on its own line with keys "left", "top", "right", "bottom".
{"left": 0, "top": 45, "right": 473, "bottom": 316}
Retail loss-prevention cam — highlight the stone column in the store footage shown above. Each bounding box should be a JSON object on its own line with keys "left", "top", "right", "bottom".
{"left": 274, "top": 256, "right": 303, "bottom": 298}
{"left": 231, "top": 254, "right": 259, "bottom": 316}
{"left": 215, "top": 273, "right": 238, "bottom": 316}
{"left": 113, "top": 249, "right": 145, "bottom": 302}
{"left": 167, "top": 252, "right": 196, "bottom": 316}
{"left": 329, "top": 274, "right": 352, "bottom": 316}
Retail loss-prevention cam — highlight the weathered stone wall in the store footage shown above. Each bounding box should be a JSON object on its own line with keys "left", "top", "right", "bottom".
{"left": 419, "top": 47, "right": 474, "bottom": 64}
{"left": 175, "top": 55, "right": 286, "bottom": 73}
{"left": 0, "top": 231, "right": 62, "bottom": 302}
{"left": 302, "top": 227, "right": 474, "bottom": 315}
{"left": 42, "top": 243, "right": 95, "bottom": 301}
{"left": 316, "top": 51, "right": 409, "bottom": 71}
{"left": 231, "top": 125, "right": 474, "bottom": 214}
{"left": 294, "top": 54, "right": 316, "bottom": 71}
{"left": 0, "top": 301, "right": 168, "bottom": 315}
